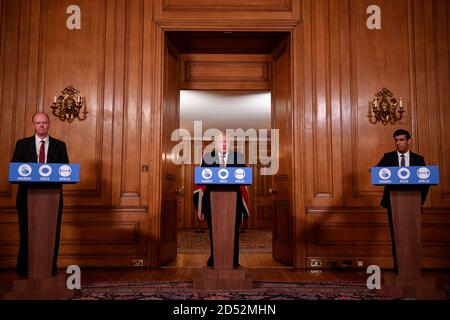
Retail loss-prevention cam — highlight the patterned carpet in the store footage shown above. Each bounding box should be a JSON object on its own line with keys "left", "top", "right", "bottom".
{"left": 177, "top": 229, "right": 272, "bottom": 253}
{"left": 73, "top": 280, "right": 393, "bottom": 300}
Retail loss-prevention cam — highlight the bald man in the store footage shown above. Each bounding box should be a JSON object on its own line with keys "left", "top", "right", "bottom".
{"left": 11, "top": 112, "right": 69, "bottom": 277}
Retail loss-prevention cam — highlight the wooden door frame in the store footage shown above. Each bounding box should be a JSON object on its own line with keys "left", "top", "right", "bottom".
{"left": 147, "top": 21, "right": 307, "bottom": 269}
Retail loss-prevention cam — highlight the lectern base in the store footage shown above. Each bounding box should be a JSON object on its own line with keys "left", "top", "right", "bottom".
{"left": 382, "top": 274, "right": 444, "bottom": 300}
{"left": 194, "top": 266, "right": 253, "bottom": 290}
{"left": 3, "top": 274, "right": 74, "bottom": 300}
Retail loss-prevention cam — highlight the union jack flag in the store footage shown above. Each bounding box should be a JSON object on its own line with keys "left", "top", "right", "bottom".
{"left": 193, "top": 184, "right": 250, "bottom": 221}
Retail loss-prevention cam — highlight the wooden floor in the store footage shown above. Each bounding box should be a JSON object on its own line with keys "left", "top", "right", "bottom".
{"left": 1, "top": 254, "right": 449, "bottom": 293}
{"left": 163, "top": 253, "right": 288, "bottom": 268}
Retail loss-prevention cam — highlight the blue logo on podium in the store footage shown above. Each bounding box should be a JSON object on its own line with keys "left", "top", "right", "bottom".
{"left": 371, "top": 166, "right": 439, "bottom": 185}
{"left": 9, "top": 163, "right": 80, "bottom": 183}
{"left": 195, "top": 167, "right": 252, "bottom": 185}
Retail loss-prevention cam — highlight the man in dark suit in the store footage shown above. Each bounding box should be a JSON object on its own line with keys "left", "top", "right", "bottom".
{"left": 193, "top": 132, "right": 249, "bottom": 268}
{"left": 11, "top": 112, "right": 69, "bottom": 277}
{"left": 376, "top": 129, "right": 428, "bottom": 273}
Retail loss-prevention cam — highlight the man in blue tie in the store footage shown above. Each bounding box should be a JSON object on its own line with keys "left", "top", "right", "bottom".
{"left": 376, "top": 129, "right": 428, "bottom": 273}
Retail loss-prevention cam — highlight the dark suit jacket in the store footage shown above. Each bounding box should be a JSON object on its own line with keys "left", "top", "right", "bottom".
{"left": 198, "top": 151, "right": 248, "bottom": 221}
{"left": 11, "top": 135, "right": 69, "bottom": 210}
{"left": 376, "top": 151, "right": 429, "bottom": 208}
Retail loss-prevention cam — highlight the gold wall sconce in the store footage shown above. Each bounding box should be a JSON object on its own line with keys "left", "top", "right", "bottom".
{"left": 368, "top": 88, "right": 404, "bottom": 125}
{"left": 51, "top": 85, "right": 87, "bottom": 123}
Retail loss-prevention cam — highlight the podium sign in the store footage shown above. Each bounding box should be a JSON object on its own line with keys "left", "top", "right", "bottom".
{"left": 371, "top": 165, "right": 439, "bottom": 185}
{"left": 194, "top": 167, "right": 252, "bottom": 185}
{"left": 9, "top": 163, "right": 80, "bottom": 183}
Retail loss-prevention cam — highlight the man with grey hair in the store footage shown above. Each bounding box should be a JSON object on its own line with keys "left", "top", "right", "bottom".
{"left": 193, "top": 131, "right": 249, "bottom": 268}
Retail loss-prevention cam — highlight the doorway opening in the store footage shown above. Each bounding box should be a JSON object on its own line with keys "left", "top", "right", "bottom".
{"left": 176, "top": 90, "right": 275, "bottom": 267}
{"left": 159, "top": 31, "right": 294, "bottom": 269}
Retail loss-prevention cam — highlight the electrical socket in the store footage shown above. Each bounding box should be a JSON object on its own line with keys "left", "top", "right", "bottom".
{"left": 310, "top": 259, "right": 322, "bottom": 268}
{"left": 132, "top": 259, "right": 144, "bottom": 267}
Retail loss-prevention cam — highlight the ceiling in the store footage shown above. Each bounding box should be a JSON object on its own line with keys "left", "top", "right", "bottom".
{"left": 165, "top": 31, "right": 289, "bottom": 54}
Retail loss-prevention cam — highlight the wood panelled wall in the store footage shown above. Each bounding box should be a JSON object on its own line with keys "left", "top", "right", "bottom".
{"left": 0, "top": 0, "right": 449, "bottom": 269}
{"left": 154, "top": 0, "right": 301, "bottom": 21}
{"left": 303, "top": 0, "right": 450, "bottom": 269}
{"left": 179, "top": 54, "right": 272, "bottom": 90}
{"left": 0, "top": 0, "right": 152, "bottom": 268}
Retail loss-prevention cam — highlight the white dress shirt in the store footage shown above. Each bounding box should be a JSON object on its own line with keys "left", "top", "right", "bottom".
{"left": 397, "top": 150, "right": 410, "bottom": 167}
{"left": 217, "top": 152, "right": 229, "bottom": 166}
{"left": 35, "top": 135, "right": 49, "bottom": 163}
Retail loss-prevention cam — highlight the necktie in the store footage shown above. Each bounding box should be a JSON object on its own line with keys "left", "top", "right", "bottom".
{"left": 400, "top": 154, "right": 405, "bottom": 167}
{"left": 39, "top": 140, "right": 45, "bottom": 163}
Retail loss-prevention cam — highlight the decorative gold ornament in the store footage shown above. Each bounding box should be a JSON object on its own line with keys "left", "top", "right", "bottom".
{"left": 51, "top": 86, "right": 87, "bottom": 123}
{"left": 368, "top": 88, "right": 405, "bottom": 125}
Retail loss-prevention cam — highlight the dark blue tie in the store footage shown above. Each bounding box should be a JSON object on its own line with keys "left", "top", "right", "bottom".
{"left": 400, "top": 154, "right": 405, "bottom": 166}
